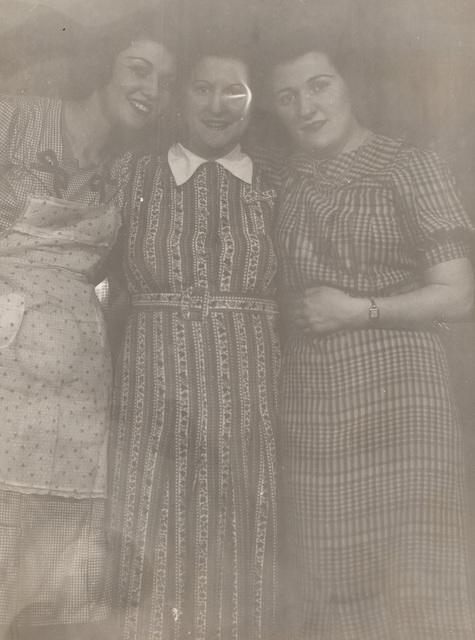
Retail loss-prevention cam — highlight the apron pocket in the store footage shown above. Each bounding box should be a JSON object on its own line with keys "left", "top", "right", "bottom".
{"left": 0, "top": 292, "right": 25, "bottom": 349}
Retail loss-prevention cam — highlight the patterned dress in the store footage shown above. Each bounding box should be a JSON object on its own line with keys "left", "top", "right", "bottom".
{"left": 276, "top": 134, "right": 475, "bottom": 639}
{"left": 109, "top": 154, "right": 280, "bottom": 640}
{"left": 0, "top": 96, "right": 121, "bottom": 626}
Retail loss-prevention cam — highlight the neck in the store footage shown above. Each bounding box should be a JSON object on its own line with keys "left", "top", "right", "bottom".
{"left": 63, "top": 93, "right": 113, "bottom": 167}
{"left": 181, "top": 140, "right": 238, "bottom": 161}
{"left": 311, "top": 120, "right": 372, "bottom": 161}
{"left": 339, "top": 123, "right": 372, "bottom": 155}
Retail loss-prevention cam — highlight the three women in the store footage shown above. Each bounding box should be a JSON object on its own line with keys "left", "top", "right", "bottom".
{"left": 2, "top": 13, "right": 474, "bottom": 640}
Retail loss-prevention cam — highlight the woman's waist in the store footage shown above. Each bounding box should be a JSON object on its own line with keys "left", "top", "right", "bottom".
{"left": 0, "top": 258, "right": 92, "bottom": 283}
{"left": 130, "top": 290, "right": 278, "bottom": 319}
{"left": 284, "top": 273, "right": 421, "bottom": 299}
{"left": 284, "top": 325, "right": 445, "bottom": 360}
{"left": 0, "top": 261, "right": 100, "bottom": 313}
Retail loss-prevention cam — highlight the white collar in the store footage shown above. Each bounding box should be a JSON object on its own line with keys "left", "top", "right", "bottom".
{"left": 168, "top": 142, "right": 253, "bottom": 186}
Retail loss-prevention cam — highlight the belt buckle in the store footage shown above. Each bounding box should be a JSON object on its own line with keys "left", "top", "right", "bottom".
{"left": 199, "top": 288, "right": 210, "bottom": 321}
{"left": 179, "top": 288, "right": 192, "bottom": 321}
{"left": 180, "top": 287, "right": 209, "bottom": 321}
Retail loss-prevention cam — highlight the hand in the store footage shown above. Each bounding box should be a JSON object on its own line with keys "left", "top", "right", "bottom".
{"left": 284, "top": 286, "right": 367, "bottom": 335}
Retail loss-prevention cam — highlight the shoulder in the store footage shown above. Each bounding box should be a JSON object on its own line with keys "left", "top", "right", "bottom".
{"left": 0, "top": 94, "right": 60, "bottom": 124}
{"left": 389, "top": 139, "right": 457, "bottom": 194}
{"left": 251, "top": 143, "right": 289, "bottom": 191}
{"left": 124, "top": 152, "right": 171, "bottom": 192}
{"left": 0, "top": 95, "right": 62, "bottom": 161}
{"left": 391, "top": 138, "right": 445, "bottom": 173}
{"left": 351, "top": 133, "right": 406, "bottom": 177}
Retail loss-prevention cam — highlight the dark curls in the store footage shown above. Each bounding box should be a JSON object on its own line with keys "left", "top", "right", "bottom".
{"left": 261, "top": 25, "right": 377, "bottom": 126}
{"left": 69, "top": 7, "right": 179, "bottom": 99}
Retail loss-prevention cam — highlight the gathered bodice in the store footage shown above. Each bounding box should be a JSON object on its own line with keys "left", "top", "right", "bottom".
{"left": 0, "top": 195, "right": 120, "bottom": 280}
{"left": 277, "top": 135, "right": 473, "bottom": 296}
{"left": 122, "top": 156, "right": 277, "bottom": 299}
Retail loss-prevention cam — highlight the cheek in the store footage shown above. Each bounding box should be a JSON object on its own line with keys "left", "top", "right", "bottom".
{"left": 331, "top": 87, "right": 352, "bottom": 116}
{"left": 275, "top": 107, "right": 296, "bottom": 132}
{"left": 234, "top": 118, "right": 249, "bottom": 138}
{"left": 183, "top": 97, "right": 203, "bottom": 122}
{"left": 157, "top": 91, "right": 172, "bottom": 113}
{"left": 109, "top": 66, "right": 133, "bottom": 91}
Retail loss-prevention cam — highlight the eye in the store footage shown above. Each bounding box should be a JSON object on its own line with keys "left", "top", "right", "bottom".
{"left": 129, "top": 63, "right": 150, "bottom": 79}
{"left": 157, "top": 76, "right": 175, "bottom": 92}
{"left": 308, "top": 78, "right": 331, "bottom": 94}
{"left": 276, "top": 91, "right": 296, "bottom": 107}
{"left": 192, "top": 82, "right": 211, "bottom": 96}
{"left": 225, "top": 84, "right": 248, "bottom": 98}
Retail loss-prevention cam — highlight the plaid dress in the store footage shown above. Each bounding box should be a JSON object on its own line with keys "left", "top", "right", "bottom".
{"left": 109, "top": 156, "right": 280, "bottom": 640}
{"left": 276, "top": 134, "right": 475, "bottom": 639}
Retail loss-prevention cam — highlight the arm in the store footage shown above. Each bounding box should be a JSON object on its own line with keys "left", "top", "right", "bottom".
{"left": 289, "top": 146, "right": 475, "bottom": 335}
{"left": 100, "top": 151, "right": 138, "bottom": 354}
{"left": 289, "top": 257, "right": 474, "bottom": 335}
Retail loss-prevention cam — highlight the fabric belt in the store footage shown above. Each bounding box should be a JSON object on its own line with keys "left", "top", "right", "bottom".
{"left": 131, "top": 291, "right": 278, "bottom": 320}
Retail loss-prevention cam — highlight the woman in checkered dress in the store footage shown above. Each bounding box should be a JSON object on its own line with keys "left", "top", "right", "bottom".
{"left": 269, "top": 34, "right": 475, "bottom": 639}
{"left": 0, "top": 13, "right": 176, "bottom": 640}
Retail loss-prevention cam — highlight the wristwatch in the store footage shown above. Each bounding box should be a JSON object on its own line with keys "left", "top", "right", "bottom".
{"left": 368, "top": 297, "right": 380, "bottom": 322}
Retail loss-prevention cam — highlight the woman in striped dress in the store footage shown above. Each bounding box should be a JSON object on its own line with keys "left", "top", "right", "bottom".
{"left": 268, "top": 33, "right": 475, "bottom": 639}
{"left": 109, "top": 43, "right": 280, "bottom": 640}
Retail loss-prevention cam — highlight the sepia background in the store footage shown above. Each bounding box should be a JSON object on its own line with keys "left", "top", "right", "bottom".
{"left": 1, "top": 0, "right": 475, "bottom": 578}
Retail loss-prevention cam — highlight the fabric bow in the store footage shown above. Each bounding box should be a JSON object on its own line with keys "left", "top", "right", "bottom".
{"left": 88, "top": 172, "right": 116, "bottom": 204}
{"left": 32, "top": 149, "right": 69, "bottom": 198}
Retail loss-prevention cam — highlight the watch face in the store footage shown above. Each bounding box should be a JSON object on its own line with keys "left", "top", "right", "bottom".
{"left": 369, "top": 302, "right": 380, "bottom": 320}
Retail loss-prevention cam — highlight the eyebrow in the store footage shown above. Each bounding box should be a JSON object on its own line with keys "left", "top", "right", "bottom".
{"left": 191, "top": 80, "right": 247, "bottom": 89}
{"left": 275, "top": 73, "right": 333, "bottom": 95}
{"left": 124, "top": 56, "right": 153, "bottom": 66}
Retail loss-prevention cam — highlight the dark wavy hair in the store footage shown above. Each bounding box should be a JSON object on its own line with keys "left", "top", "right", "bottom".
{"left": 170, "top": 29, "right": 258, "bottom": 146}
{"left": 176, "top": 25, "right": 259, "bottom": 119}
{"left": 68, "top": 6, "right": 179, "bottom": 99}
{"left": 260, "top": 25, "right": 378, "bottom": 129}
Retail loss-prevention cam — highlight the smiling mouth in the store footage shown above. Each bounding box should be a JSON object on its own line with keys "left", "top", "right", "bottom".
{"left": 202, "top": 120, "right": 231, "bottom": 131}
{"left": 129, "top": 99, "right": 152, "bottom": 115}
{"left": 300, "top": 120, "right": 326, "bottom": 133}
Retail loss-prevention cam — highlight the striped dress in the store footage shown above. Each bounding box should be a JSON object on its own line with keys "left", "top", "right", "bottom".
{"left": 109, "top": 155, "right": 280, "bottom": 640}
{"left": 276, "top": 134, "right": 475, "bottom": 639}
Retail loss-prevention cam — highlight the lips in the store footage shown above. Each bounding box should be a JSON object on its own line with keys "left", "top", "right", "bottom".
{"left": 129, "top": 98, "right": 152, "bottom": 115}
{"left": 300, "top": 120, "right": 326, "bottom": 133}
{"left": 202, "top": 119, "right": 231, "bottom": 131}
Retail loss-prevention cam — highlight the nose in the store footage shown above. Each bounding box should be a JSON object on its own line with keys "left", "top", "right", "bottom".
{"left": 209, "top": 90, "right": 225, "bottom": 114}
{"left": 298, "top": 89, "right": 316, "bottom": 120}
{"left": 143, "top": 74, "right": 160, "bottom": 101}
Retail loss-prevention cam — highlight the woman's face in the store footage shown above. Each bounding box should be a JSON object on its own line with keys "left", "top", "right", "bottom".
{"left": 101, "top": 38, "right": 176, "bottom": 130}
{"left": 271, "top": 51, "right": 358, "bottom": 156}
{"left": 182, "top": 56, "right": 251, "bottom": 159}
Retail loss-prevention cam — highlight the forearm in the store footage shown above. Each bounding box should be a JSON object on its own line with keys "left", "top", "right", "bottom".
{"left": 295, "top": 259, "right": 474, "bottom": 335}
{"left": 352, "top": 282, "right": 474, "bottom": 330}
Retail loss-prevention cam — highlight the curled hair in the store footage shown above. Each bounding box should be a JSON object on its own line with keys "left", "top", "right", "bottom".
{"left": 68, "top": 6, "right": 179, "bottom": 99}
{"left": 179, "top": 28, "right": 257, "bottom": 94}
{"left": 170, "top": 29, "right": 257, "bottom": 147}
{"left": 261, "top": 25, "right": 377, "bottom": 127}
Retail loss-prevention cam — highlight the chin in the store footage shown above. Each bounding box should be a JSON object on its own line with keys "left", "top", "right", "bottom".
{"left": 203, "top": 141, "right": 233, "bottom": 156}
{"left": 121, "top": 110, "right": 155, "bottom": 132}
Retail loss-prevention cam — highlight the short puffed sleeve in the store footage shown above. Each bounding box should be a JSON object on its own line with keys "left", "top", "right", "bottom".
{"left": 0, "top": 96, "right": 29, "bottom": 166}
{"left": 392, "top": 145, "right": 474, "bottom": 268}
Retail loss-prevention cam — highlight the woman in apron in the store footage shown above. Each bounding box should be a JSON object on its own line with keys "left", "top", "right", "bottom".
{"left": 0, "top": 11, "right": 176, "bottom": 640}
